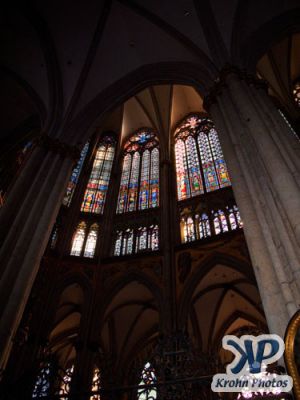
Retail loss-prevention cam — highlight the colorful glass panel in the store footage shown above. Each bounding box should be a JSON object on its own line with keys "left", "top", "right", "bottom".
{"left": 63, "top": 142, "right": 89, "bottom": 207}
{"left": 184, "top": 217, "right": 195, "bottom": 242}
{"left": 81, "top": 138, "right": 115, "bottom": 214}
{"left": 175, "top": 140, "right": 190, "bottom": 200}
{"left": 114, "top": 231, "right": 122, "bottom": 256}
{"left": 32, "top": 363, "right": 51, "bottom": 398}
{"left": 139, "top": 150, "right": 150, "bottom": 210}
{"left": 174, "top": 115, "right": 231, "bottom": 199}
{"left": 150, "top": 225, "right": 159, "bottom": 250}
{"left": 136, "top": 227, "right": 147, "bottom": 252}
{"left": 186, "top": 136, "right": 203, "bottom": 196}
{"left": 59, "top": 365, "right": 74, "bottom": 400}
{"left": 209, "top": 129, "right": 230, "bottom": 188}
{"left": 83, "top": 224, "right": 98, "bottom": 258}
{"left": 124, "top": 229, "right": 133, "bottom": 255}
{"left": 138, "top": 362, "right": 157, "bottom": 400}
{"left": 198, "top": 132, "right": 219, "bottom": 192}
{"left": 70, "top": 222, "right": 86, "bottom": 256}
{"left": 117, "top": 154, "right": 132, "bottom": 213}
{"left": 90, "top": 367, "right": 101, "bottom": 400}
{"left": 149, "top": 148, "right": 159, "bottom": 208}
{"left": 199, "top": 213, "right": 211, "bottom": 239}
{"left": 118, "top": 130, "right": 159, "bottom": 213}
{"left": 127, "top": 152, "right": 140, "bottom": 212}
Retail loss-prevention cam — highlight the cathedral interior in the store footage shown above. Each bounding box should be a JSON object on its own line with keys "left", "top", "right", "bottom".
{"left": 0, "top": 1, "right": 300, "bottom": 399}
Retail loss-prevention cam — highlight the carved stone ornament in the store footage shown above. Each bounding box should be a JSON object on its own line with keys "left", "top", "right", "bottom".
{"left": 37, "top": 134, "right": 81, "bottom": 161}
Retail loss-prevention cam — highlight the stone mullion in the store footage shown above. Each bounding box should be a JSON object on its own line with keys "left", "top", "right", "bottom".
{"left": 0, "top": 151, "right": 74, "bottom": 371}
{"left": 208, "top": 91, "right": 291, "bottom": 336}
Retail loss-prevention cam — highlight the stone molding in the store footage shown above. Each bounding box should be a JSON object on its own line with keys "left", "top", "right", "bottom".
{"left": 37, "top": 134, "right": 81, "bottom": 161}
{"left": 203, "top": 64, "right": 268, "bottom": 111}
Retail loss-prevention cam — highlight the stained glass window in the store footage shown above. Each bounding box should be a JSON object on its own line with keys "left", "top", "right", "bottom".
{"left": 81, "top": 136, "right": 115, "bottom": 214}
{"left": 63, "top": 142, "right": 89, "bottom": 207}
{"left": 114, "top": 226, "right": 159, "bottom": 255}
{"left": 293, "top": 81, "right": 300, "bottom": 107}
{"left": 183, "top": 217, "right": 195, "bottom": 243}
{"left": 83, "top": 224, "right": 99, "bottom": 258}
{"left": 137, "top": 362, "right": 157, "bottom": 400}
{"left": 117, "top": 129, "right": 159, "bottom": 213}
{"left": 32, "top": 363, "right": 51, "bottom": 398}
{"left": 174, "top": 115, "right": 230, "bottom": 200}
{"left": 90, "top": 367, "right": 101, "bottom": 400}
{"left": 58, "top": 365, "right": 74, "bottom": 400}
{"left": 228, "top": 205, "right": 243, "bottom": 230}
{"left": 181, "top": 205, "right": 242, "bottom": 243}
{"left": 70, "top": 222, "right": 86, "bottom": 256}
{"left": 197, "top": 213, "right": 211, "bottom": 239}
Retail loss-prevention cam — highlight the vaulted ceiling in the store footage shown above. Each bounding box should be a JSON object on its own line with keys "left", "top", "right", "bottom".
{"left": 1, "top": 0, "right": 300, "bottom": 148}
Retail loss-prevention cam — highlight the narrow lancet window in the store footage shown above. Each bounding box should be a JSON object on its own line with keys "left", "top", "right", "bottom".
{"left": 81, "top": 136, "right": 115, "bottom": 214}
{"left": 63, "top": 142, "right": 89, "bottom": 206}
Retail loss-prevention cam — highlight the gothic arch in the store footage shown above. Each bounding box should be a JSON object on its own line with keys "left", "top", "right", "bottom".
{"left": 232, "top": 6, "right": 300, "bottom": 69}
{"left": 63, "top": 62, "right": 218, "bottom": 146}
{"left": 178, "top": 252, "right": 257, "bottom": 328}
{"left": 95, "top": 270, "right": 163, "bottom": 328}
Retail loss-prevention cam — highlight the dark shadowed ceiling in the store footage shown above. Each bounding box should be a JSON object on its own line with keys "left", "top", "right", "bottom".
{"left": 1, "top": 0, "right": 300, "bottom": 147}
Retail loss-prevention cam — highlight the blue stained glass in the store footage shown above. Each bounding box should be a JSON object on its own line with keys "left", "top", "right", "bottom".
{"left": 175, "top": 115, "right": 231, "bottom": 199}
{"left": 81, "top": 137, "right": 115, "bottom": 214}
{"left": 63, "top": 142, "right": 89, "bottom": 206}
{"left": 117, "top": 129, "right": 159, "bottom": 213}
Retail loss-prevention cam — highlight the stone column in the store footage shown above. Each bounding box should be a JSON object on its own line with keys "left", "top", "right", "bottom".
{"left": 0, "top": 136, "right": 79, "bottom": 372}
{"left": 204, "top": 68, "right": 300, "bottom": 337}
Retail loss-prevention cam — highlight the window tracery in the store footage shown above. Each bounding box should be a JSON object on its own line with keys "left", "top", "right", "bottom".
{"left": 114, "top": 225, "right": 159, "bottom": 256}
{"left": 81, "top": 136, "right": 115, "bottom": 214}
{"left": 117, "top": 130, "right": 159, "bottom": 213}
{"left": 70, "top": 222, "right": 99, "bottom": 258}
{"left": 63, "top": 142, "right": 89, "bottom": 207}
{"left": 174, "top": 115, "right": 230, "bottom": 200}
{"left": 137, "top": 362, "right": 157, "bottom": 400}
{"left": 181, "top": 205, "right": 242, "bottom": 243}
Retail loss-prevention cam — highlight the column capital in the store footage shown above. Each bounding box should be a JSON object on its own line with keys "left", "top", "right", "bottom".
{"left": 37, "top": 134, "right": 81, "bottom": 162}
{"left": 203, "top": 64, "right": 268, "bottom": 111}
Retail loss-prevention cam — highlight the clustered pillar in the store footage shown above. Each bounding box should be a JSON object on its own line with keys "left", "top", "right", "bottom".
{"left": 0, "top": 136, "right": 78, "bottom": 372}
{"left": 204, "top": 67, "right": 300, "bottom": 337}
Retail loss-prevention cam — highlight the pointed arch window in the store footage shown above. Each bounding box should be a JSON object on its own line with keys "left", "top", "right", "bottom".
{"left": 137, "top": 362, "right": 157, "bottom": 400}
{"left": 117, "top": 129, "right": 159, "bottom": 213}
{"left": 63, "top": 142, "right": 89, "bottom": 207}
{"left": 175, "top": 115, "right": 230, "bottom": 200}
{"left": 70, "top": 222, "right": 86, "bottom": 256}
{"left": 81, "top": 136, "right": 115, "bottom": 214}
{"left": 70, "top": 222, "right": 99, "bottom": 258}
{"left": 83, "top": 224, "right": 99, "bottom": 258}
